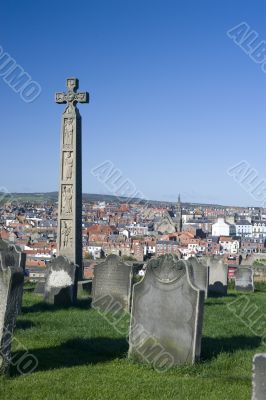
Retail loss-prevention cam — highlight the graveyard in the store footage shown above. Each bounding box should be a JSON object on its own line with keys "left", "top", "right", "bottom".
{"left": 2, "top": 2, "right": 266, "bottom": 399}
{"left": 0, "top": 284, "right": 265, "bottom": 399}
{"left": 0, "top": 58, "right": 265, "bottom": 400}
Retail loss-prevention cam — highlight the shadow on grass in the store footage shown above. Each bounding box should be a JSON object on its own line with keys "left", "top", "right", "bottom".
{"left": 254, "top": 283, "right": 266, "bottom": 293}
{"left": 76, "top": 298, "right": 92, "bottom": 309}
{"left": 23, "top": 287, "right": 35, "bottom": 293}
{"left": 16, "top": 320, "right": 36, "bottom": 330}
{"left": 22, "top": 298, "right": 92, "bottom": 314}
{"left": 201, "top": 335, "right": 261, "bottom": 361}
{"left": 10, "top": 337, "right": 128, "bottom": 377}
{"left": 205, "top": 302, "right": 225, "bottom": 306}
{"left": 209, "top": 293, "right": 238, "bottom": 298}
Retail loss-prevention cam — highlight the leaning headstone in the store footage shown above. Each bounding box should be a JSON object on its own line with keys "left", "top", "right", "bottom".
{"left": 92, "top": 254, "right": 133, "bottom": 312}
{"left": 187, "top": 257, "right": 209, "bottom": 298}
{"left": 128, "top": 254, "right": 205, "bottom": 369}
{"left": 0, "top": 238, "right": 26, "bottom": 273}
{"left": 0, "top": 239, "right": 25, "bottom": 314}
{"left": 235, "top": 266, "right": 254, "bottom": 292}
{"left": 44, "top": 256, "right": 77, "bottom": 306}
{"left": 205, "top": 256, "right": 228, "bottom": 296}
{"left": 252, "top": 353, "right": 266, "bottom": 400}
{"left": 0, "top": 251, "right": 24, "bottom": 374}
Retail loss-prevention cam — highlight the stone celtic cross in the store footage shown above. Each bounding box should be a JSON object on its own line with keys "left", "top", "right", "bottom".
{"left": 55, "top": 78, "right": 89, "bottom": 113}
{"left": 55, "top": 78, "right": 89, "bottom": 279}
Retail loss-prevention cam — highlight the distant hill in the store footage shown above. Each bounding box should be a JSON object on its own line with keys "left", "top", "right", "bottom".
{"left": 0, "top": 192, "right": 58, "bottom": 204}
{"left": 0, "top": 191, "right": 238, "bottom": 209}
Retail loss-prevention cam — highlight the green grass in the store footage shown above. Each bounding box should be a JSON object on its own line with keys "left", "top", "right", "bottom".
{"left": 1, "top": 289, "right": 266, "bottom": 400}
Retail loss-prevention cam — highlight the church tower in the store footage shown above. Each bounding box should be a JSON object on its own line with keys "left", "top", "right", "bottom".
{"left": 176, "top": 194, "right": 183, "bottom": 232}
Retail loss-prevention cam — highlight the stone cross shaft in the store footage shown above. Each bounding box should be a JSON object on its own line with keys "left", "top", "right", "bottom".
{"left": 55, "top": 78, "right": 89, "bottom": 279}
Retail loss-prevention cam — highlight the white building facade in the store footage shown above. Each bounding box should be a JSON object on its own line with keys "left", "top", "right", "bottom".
{"left": 235, "top": 220, "right": 253, "bottom": 237}
{"left": 252, "top": 221, "right": 266, "bottom": 238}
{"left": 212, "top": 218, "right": 234, "bottom": 237}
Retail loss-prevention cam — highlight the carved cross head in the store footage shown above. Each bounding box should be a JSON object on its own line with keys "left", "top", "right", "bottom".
{"left": 55, "top": 77, "right": 89, "bottom": 112}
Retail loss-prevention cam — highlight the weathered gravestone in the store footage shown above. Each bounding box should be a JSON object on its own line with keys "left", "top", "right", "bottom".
{"left": 0, "top": 239, "right": 26, "bottom": 271}
{"left": 252, "top": 353, "right": 266, "bottom": 400}
{"left": 33, "top": 267, "right": 47, "bottom": 296}
{"left": 235, "top": 266, "right": 254, "bottom": 292}
{"left": 92, "top": 254, "right": 133, "bottom": 312}
{"left": 128, "top": 254, "right": 205, "bottom": 369}
{"left": 44, "top": 256, "right": 77, "bottom": 306}
{"left": 205, "top": 255, "right": 228, "bottom": 296}
{"left": 187, "top": 257, "right": 209, "bottom": 298}
{"left": 0, "top": 238, "right": 25, "bottom": 314}
{"left": 0, "top": 247, "right": 24, "bottom": 374}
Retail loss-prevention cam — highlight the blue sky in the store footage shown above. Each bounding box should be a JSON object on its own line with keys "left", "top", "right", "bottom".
{"left": 1, "top": 0, "right": 266, "bottom": 206}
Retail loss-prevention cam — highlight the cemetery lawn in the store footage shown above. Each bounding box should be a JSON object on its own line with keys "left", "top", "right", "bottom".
{"left": 1, "top": 289, "right": 266, "bottom": 400}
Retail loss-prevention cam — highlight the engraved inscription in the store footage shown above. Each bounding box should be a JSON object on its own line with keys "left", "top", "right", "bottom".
{"left": 95, "top": 273, "right": 129, "bottom": 295}
{"left": 92, "top": 255, "right": 132, "bottom": 312}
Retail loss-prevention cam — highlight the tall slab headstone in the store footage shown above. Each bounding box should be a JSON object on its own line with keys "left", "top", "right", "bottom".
{"left": 0, "top": 238, "right": 25, "bottom": 314}
{"left": 0, "top": 245, "right": 24, "bottom": 375}
{"left": 235, "top": 266, "right": 254, "bottom": 292}
{"left": 187, "top": 257, "right": 209, "bottom": 299}
{"left": 128, "top": 254, "right": 205, "bottom": 369}
{"left": 44, "top": 256, "right": 77, "bottom": 306}
{"left": 55, "top": 78, "right": 89, "bottom": 280}
{"left": 0, "top": 238, "right": 26, "bottom": 273}
{"left": 252, "top": 353, "right": 266, "bottom": 400}
{"left": 92, "top": 255, "right": 133, "bottom": 312}
{"left": 205, "top": 255, "right": 228, "bottom": 296}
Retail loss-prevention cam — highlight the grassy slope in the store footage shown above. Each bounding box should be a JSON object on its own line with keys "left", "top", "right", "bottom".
{"left": 1, "top": 289, "right": 266, "bottom": 400}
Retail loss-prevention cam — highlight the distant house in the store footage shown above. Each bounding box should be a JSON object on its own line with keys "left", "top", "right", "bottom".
{"left": 144, "top": 240, "right": 156, "bottom": 257}
{"left": 252, "top": 221, "right": 266, "bottom": 238}
{"left": 102, "top": 242, "right": 131, "bottom": 258}
{"left": 125, "top": 224, "right": 148, "bottom": 237}
{"left": 87, "top": 224, "right": 113, "bottom": 239}
{"left": 87, "top": 243, "right": 102, "bottom": 259}
{"left": 156, "top": 240, "right": 181, "bottom": 257}
{"left": 212, "top": 218, "right": 235, "bottom": 237}
{"left": 219, "top": 237, "right": 239, "bottom": 254}
{"left": 132, "top": 241, "right": 144, "bottom": 261}
{"left": 28, "top": 267, "right": 46, "bottom": 283}
{"left": 240, "top": 237, "right": 265, "bottom": 253}
{"left": 235, "top": 220, "right": 252, "bottom": 237}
